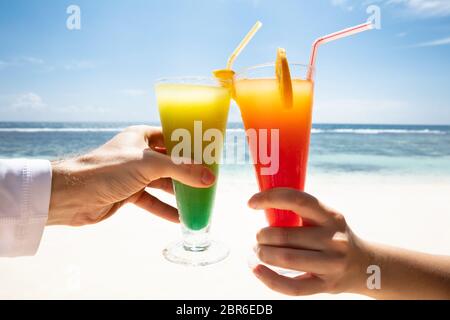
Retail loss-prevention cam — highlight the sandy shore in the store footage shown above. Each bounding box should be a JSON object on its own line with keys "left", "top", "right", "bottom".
{"left": 1, "top": 173, "right": 449, "bottom": 299}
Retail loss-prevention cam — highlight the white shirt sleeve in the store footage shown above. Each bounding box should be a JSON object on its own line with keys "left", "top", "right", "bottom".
{"left": 0, "top": 159, "right": 52, "bottom": 257}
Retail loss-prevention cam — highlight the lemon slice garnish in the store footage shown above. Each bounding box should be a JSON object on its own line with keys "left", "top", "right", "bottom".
{"left": 275, "top": 48, "right": 293, "bottom": 109}
{"left": 213, "top": 69, "right": 236, "bottom": 98}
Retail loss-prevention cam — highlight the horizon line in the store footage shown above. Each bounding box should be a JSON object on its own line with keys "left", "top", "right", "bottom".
{"left": 0, "top": 120, "right": 450, "bottom": 126}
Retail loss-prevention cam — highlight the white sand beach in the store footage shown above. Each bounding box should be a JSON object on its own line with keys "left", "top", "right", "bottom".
{"left": 1, "top": 173, "right": 449, "bottom": 299}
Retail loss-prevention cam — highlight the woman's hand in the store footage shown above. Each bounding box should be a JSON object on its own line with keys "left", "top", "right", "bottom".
{"left": 249, "top": 188, "right": 370, "bottom": 296}
{"left": 249, "top": 188, "right": 450, "bottom": 299}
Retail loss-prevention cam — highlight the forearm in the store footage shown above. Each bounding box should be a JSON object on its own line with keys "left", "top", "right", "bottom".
{"left": 356, "top": 241, "right": 450, "bottom": 299}
{"left": 48, "top": 157, "right": 111, "bottom": 226}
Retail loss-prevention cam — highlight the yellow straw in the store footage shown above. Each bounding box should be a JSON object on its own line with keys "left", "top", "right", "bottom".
{"left": 226, "top": 21, "right": 262, "bottom": 70}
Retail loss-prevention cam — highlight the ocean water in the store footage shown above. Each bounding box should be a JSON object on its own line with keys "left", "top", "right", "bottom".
{"left": 1, "top": 122, "right": 450, "bottom": 177}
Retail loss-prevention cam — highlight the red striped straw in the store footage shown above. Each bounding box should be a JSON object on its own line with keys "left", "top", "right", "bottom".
{"left": 307, "top": 21, "right": 374, "bottom": 80}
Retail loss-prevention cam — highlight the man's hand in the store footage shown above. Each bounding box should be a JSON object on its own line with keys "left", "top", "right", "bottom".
{"left": 48, "top": 125, "right": 215, "bottom": 226}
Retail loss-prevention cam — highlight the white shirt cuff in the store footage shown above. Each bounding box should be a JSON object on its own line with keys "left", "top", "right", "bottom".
{"left": 0, "top": 159, "right": 52, "bottom": 257}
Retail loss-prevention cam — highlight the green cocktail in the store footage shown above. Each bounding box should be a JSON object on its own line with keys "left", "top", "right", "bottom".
{"left": 155, "top": 78, "right": 231, "bottom": 266}
{"left": 172, "top": 182, "right": 217, "bottom": 231}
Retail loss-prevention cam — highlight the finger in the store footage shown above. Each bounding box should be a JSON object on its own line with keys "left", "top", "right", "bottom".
{"left": 257, "top": 226, "right": 330, "bottom": 251}
{"left": 255, "top": 245, "right": 333, "bottom": 274}
{"left": 133, "top": 191, "right": 179, "bottom": 223}
{"left": 248, "top": 188, "right": 330, "bottom": 225}
{"left": 253, "top": 264, "right": 324, "bottom": 296}
{"left": 148, "top": 178, "right": 174, "bottom": 194}
{"left": 125, "top": 125, "right": 165, "bottom": 149}
{"left": 145, "top": 128, "right": 165, "bottom": 149}
{"left": 144, "top": 150, "right": 215, "bottom": 188}
{"left": 154, "top": 146, "right": 167, "bottom": 155}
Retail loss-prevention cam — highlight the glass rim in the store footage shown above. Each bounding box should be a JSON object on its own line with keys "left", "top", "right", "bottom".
{"left": 155, "top": 76, "right": 231, "bottom": 86}
{"left": 235, "top": 62, "right": 314, "bottom": 78}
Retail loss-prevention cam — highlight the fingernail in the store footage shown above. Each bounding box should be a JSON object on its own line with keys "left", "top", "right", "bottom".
{"left": 248, "top": 199, "right": 257, "bottom": 209}
{"left": 201, "top": 169, "right": 215, "bottom": 185}
{"left": 253, "top": 266, "right": 261, "bottom": 277}
{"left": 253, "top": 264, "right": 263, "bottom": 277}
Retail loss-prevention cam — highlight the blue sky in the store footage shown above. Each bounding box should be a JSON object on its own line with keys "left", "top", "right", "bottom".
{"left": 0, "top": 0, "right": 450, "bottom": 124}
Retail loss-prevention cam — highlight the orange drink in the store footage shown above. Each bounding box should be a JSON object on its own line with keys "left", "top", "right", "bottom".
{"left": 234, "top": 63, "right": 314, "bottom": 227}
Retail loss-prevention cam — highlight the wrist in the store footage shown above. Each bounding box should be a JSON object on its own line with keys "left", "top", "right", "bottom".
{"left": 347, "top": 236, "right": 377, "bottom": 296}
{"left": 48, "top": 159, "right": 79, "bottom": 225}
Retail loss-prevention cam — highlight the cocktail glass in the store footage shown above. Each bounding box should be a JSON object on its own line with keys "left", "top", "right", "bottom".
{"left": 234, "top": 63, "right": 314, "bottom": 273}
{"left": 155, "top": 77, "right": 231, "bottom": 266}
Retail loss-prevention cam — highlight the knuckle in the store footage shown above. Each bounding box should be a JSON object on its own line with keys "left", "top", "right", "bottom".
{"left": 332, "top": 233, "right": 351, "bottom": 254}
{"left": 264, "top": 190, "right": 276, "bottom": 205}
{"left": 256, "top": 246, "right": 265, "bottom": 261}
{"left": 279, "top": 250, "right": 296, "bottom": 266}
{"left": 256, "top": 229, "right": 264, "bottom": 242}
{"left": 332, "top": 212, "right": 347, "bottom": 229}
{"left": 294, "top": 192, "right": 318, "bottom": 209}
{"left": 285, "top": 189, "right": 300, "bottom": 204}
{"left": 278, "top": 228, "right": 291, "bottom": 245}
{"left": 187, "top": 164, "right": 199, "bottom": 177}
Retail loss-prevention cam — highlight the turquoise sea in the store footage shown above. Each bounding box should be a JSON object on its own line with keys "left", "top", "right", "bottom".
{"left": 1, "top": 122, "right": 450, "bottom": 177}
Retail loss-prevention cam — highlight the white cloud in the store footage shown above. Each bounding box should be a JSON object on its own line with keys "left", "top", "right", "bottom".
{"left": 413, "top": 36, "right": 450, "bottom": 47}
{"left": 64, "top": 60, "right": 96, "bottom": 70}
{"left": 387, "top": 0, "right": 450, "bottom": 17}
{"left": 331, "top": 0, "right": 348, "bottom": 6}
{"left": 330, "top": 0, "right": 355, "bottom": 11}
{"left": 0, "top": 56, "right": 45, "bottom": 70}
{"left": 332, "top": 0, "right": 450, "bottom": 17}
{"left": 10, "top": 93, "right": 46, "bottom": 111}
{"left": 60, "top": 105, "right": 107, "bottom": 114}
{"left": 252, "top": 0, "right": 261, "bottom": 8}
{"left": 120, "top": 89, "right": 148, "bottom": 97}
{"left": 0, "top": 57, "right": 97, "bottom": 72}
{"left": 21, "top": 56, "right": 44, "bottom": 65}
{"left": 362, "top": 0, "right": 384, "bottom": 5}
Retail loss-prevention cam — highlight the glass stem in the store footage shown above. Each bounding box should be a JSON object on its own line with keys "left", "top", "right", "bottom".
{"left": 181, "top": 224, "right": 211, "bottom": 252}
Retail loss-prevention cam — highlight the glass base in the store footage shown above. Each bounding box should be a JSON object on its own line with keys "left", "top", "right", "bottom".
{"left": 247, "top": 251, "right": 303, "bottom": 278}
{"left": 163, "top": 240, "right": 229, "bottom": 267}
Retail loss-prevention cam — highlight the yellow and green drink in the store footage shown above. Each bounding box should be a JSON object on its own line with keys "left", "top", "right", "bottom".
{"left": 155, "top": 78, "right": 231, "bottom": 266}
